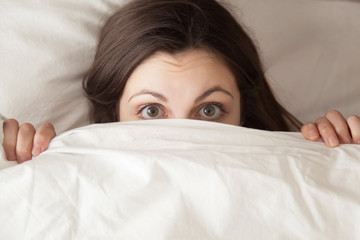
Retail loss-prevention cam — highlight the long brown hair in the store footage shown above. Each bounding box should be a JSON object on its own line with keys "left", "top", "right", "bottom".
{"left": 83, "top": 0, "right": 302, "bottom": 131}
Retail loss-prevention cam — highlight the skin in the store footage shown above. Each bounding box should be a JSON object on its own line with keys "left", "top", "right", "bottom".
{"left": 119, "top": 50, "right": 241, "bottom": 124}
{"left": 2, "top": 120, "right": 55, "bottom": 163}
{"left": 2, "top": 49, "right": 360, "bottom": 163}
{"left": 301, "top": 110, "right": 360, "bottom": 147}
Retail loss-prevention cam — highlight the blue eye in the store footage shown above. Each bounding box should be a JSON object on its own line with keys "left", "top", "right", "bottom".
{"left": 141, "top": 104, "right": 164, "bottom": 119}
{"left": 199, "top": 104, "right": 222, "bottom": 119}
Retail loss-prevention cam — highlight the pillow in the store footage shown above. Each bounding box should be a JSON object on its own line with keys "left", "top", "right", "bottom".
{"left": 0, "top": 0, "right": 127, "bottom": 133}
{"left": 1, "top": 0, "right": 359, "bottom": 134}
{"left": 228, "top": 0, "right": 360, "bottom": 122}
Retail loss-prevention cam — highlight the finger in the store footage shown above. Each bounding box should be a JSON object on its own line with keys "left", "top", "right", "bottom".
{"left": 315, "top": 117, "right": 340, "bottom": 148}
{"left": 16, "top": 123, "right": 36, "bottom": 163}
{"left": 326, "top": 110, "right": 352, "bottom": 144}
{"left": 301, "top": 122, "right": 320, "bottom": 141}
{"left": 2, "top": 119, "right": 19, "bottom": 160}
{"left": 347, "top": 115, "right": 360, "bottom": 144}
{"left": 32, "top": 122, "right": 56, "bottom": 156}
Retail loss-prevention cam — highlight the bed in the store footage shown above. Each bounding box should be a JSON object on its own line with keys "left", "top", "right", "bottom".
{"left": 1, "top": 0, "right": 360, "bottom": 239}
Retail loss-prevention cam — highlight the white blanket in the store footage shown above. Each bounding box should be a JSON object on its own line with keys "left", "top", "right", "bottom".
{"left": 0, "top": 119, "right": 359, "bottom": 239}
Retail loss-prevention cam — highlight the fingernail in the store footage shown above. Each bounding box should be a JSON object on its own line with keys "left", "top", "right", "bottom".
{"left": 32, "top": 145, "right": 42, "bottom": 156}
{"left": 309, "top": 130, "right": 318, "bottom": 140}
{"left": 329, "top": 136, "right": 339, "bottom": 147}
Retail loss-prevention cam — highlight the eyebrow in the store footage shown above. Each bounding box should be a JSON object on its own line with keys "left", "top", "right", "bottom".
{"left": 128, "top": 90, "right": 167, "bottom": 102}
{"left": 194, "top": 86, "right": 234, "bottom": 103}
{"left": 128, "top": 86, "right": 234, "bottom": 103}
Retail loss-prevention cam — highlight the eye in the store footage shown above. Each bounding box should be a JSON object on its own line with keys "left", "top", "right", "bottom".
{"left": 199, "top": 104, "right": 222, "bottom": 119}
{"left": 140, "top": 104, "right": 164, "bottom": 119}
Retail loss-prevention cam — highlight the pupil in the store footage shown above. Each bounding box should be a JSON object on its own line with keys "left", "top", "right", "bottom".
{"left": 204, "top": 106, "right": 215, "bottom": 116}
{"left": 147, "top": 107, "right": 158, "bottom": 117}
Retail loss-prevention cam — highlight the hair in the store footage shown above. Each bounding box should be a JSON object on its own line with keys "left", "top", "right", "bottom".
{"left": 83, "top": 0, "right": 302, "bottom": 131}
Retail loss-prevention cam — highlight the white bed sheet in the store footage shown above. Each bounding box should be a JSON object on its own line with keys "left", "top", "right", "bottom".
{"left": 0, "top": 119, "right": 359, "bottom": 239}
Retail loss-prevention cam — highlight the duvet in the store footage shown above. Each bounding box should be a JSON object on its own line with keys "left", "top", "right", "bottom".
{"left": 0, "top": 119, "right": 359, "bottom": 239}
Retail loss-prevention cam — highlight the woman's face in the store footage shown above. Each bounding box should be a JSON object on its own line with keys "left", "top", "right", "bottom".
{"left": 119, "top": 49, "right": 241, "bottom": 125}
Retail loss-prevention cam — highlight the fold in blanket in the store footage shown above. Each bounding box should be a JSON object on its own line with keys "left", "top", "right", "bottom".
{"left": 0, "top": 119, "right": 359, "bottom": 239}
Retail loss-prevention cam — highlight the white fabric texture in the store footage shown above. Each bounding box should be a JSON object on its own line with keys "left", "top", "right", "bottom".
{"left": 0, "top": 120, "right": 359, "bottom": 239}
{"left": 1, "top": 0, "right": 359, "bottom": 133}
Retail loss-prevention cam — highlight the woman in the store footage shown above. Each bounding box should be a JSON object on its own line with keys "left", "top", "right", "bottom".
{"left": 3, "top": 0, "right": 360, "bottom": 163}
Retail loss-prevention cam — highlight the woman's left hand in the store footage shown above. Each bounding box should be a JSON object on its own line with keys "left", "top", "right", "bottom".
{"left": 301, "top": 110, "right": 360, "bottom": 147}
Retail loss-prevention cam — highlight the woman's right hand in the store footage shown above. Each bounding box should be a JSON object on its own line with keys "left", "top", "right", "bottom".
{"left": 2, "top": 119, "right": 56, "bottom": 163}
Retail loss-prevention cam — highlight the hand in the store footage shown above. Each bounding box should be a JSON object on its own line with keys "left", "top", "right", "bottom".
{"left": 2, "top": 119, "right": 56, "bottom": 163}
{"left": 301, "top": 110, "right": 360, "bottom": 147}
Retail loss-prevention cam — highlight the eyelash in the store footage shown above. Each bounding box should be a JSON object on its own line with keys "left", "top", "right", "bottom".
{"left": 197, "top": 102, "right": 228, "bottom": 121}
{"left": 135, "top": 103, "right": 162, "bottom": 119}
{"left": 136, "top": 102, "right": 229, "bottom": 121}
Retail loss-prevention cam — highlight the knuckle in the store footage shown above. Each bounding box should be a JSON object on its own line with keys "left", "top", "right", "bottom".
{"left": 300, "top": 125, "right": 306, "bottom": 132}
{"left": 39, "top": 122, "right": 56, "bottom": 138}
{"left": 42, "top": 122, "right": 54, "bottom": 130}
{"left": 301, "top": 122, "right": 314, "bottom": 131}
{"left": 3, "top": 119, "right": 19, "bottom": 130}
{"left": 326, "top": 110, "right": 341, "bottom": 119}
{"left": 347, "top": 115, "right": 360, "bottom": 124}
{"left": 5, "top": 119, "right": 19, "bottom": 126}
{"left": 320, "top": 126, "right": 334, "bottom": 135}
{"left": 315, "top": 117, "right": 326, "bottom": 124}
{"left": 19, "top": 123, "right": 35, "bottom": 135}
{"left": 305, "top": 122, "right": 314, "bottom": 127}
{"left": 35, "top": 134, "right": 49, "bottom": 146}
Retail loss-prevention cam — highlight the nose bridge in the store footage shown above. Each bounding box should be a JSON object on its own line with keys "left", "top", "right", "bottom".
{"left": 171, "top": 111, "right": 190, "bottom": 119}
{"left": 165, "top": 75, "right": 200, "bottom": 119}
{"left": 168, "top": 91, "right": 193, "bottom": 119}
{"left": 170, "top": 103, "right": 192, "bottom": 119}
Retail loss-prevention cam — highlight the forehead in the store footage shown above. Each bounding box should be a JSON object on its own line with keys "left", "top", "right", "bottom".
{"left": 147, "top": 49, "right": 225, "bottom": 70}
{"left": 127, "top": 49, "right": 237, "bottom": 89}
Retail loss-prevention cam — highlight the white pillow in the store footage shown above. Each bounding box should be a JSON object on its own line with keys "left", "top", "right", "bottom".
{"left": 228, "top": 0, "right": 360, "bottom": 122}
{"left": 0, "top": 0, "right": 127, "bottom": 133}
{"left": 1, "top": 0, "right": 359, "bottom": 134}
